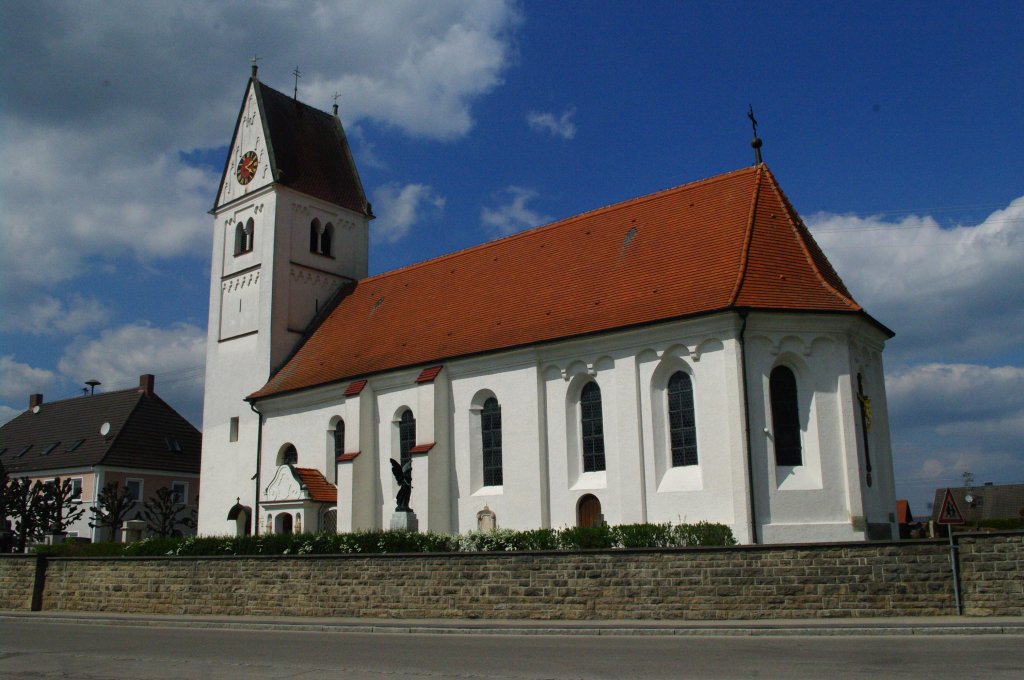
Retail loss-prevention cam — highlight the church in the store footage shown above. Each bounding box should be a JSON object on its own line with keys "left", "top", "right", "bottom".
{"left": 197, "top": 69, "right": 898, "bottom": 544}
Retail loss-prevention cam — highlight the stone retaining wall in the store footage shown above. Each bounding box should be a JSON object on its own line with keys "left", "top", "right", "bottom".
{"left": 0, "top": 555, "right": 37, "bottom": 610}
{"left": 2, "top": 534, "right": 1020, "bottom": 619}
{"left": 959, "top": 534, "right": 1024, "bottom": 616}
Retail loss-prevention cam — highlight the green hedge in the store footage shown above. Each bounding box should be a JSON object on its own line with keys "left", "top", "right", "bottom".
{"left": 35, "top": 521, "right": 735, "bottom": 557}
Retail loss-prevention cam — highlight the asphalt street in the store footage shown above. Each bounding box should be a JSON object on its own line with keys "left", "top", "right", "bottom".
{"left": 2, "top": 617, "right": 1023, "bottom": 679}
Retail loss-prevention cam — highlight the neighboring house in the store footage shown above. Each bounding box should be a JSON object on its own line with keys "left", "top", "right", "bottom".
{"left": 0, "top": 374, "right": 201, "bottom": 541}
{"left": 930, "top": 483, "right": 1024, "bottom": 527}
{"left": 199, "top": 69, "right": 897, "bottom": 544}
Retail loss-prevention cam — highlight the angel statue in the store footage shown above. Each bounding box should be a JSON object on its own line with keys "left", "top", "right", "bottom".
{"left": 389, "top": 458, "right": 413, "bottom": 512}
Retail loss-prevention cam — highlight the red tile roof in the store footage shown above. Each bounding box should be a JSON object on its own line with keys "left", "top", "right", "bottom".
{"left": 896, "top": 500, "right": 913, "bottom": 525}
{"left": 343, "top": 379, "right": 367, "bottom": 397}
{"left": 251, "top": 165, "right": 886, "bottom": 400}
{"left": 293, "top": 467, "right": 337, "bottom": 503}
{"left": 409, "top": 443, "right": 435, "bottom": 455}
{"left": 415, "top": 366, "right": 443, "bottom": 383}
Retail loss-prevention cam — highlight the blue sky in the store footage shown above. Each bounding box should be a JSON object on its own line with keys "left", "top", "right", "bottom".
{"left": 1, "top": 1, "right": 1022, "bottom": 515}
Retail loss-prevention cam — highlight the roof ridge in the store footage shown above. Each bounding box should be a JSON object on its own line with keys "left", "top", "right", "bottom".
{"left": 355, "top": 165, "right": 761, "bottom": 288}
{"left": 760, "top": 167, "right": 860, "bottom": 310}
{"left": 728, "top": 164, "right": 765, "bottom": 305}
{"left": 24, "top": 386, "right": 145, "bottom": 410}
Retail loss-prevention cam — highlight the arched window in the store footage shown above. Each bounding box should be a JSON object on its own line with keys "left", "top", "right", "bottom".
{"left": 333, "top": 419, "right": 345, "bottom": 459}
{"left": 278, "top": 443, "right": 298, "bottom": 466}
{"left": 481, "top": 397, "right": 503, "bottom": 486}
{"left": 770, "top": 366, "right": 802, "bottom": 466}
{"left": 667, "top": 371, "right": 698, "bottom": 466}
{"left": 244, "top": 217, "right": 255, "bottom": 252}
{"left": 233, "top": 222, "right": 246, "bottom": 256}
{"left": 399, "top": 409, "right": 416, "bottom": 465}
{"left": 580, "top": 382, "right": 606, "bottom": 472}
{"left": 321, "top": 222, "right": 334, "bottom": 257}
{"left": 309, "top": 218, "right": 321, "bottom": 253}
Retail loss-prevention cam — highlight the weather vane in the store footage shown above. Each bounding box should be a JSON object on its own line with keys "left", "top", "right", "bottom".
{"left": 292, "top": 66, "right": 302, "bottom": 99}
{"left": 332, "top": 92, "right": 342, "bottom": 116}
{"left": 748, "top": 104, "right": 763, "bottom": 166}
{"left": 250, "top": 54, "right": 261, "bottom": 78}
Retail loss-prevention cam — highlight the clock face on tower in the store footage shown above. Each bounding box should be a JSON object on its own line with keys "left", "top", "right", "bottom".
{"left": 235, "top": 150, "right": 259, "bottom": 185}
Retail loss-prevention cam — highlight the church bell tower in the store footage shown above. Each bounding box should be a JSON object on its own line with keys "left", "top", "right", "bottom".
{"left": 197, "top": 67, "right": 372, "bottom": 536}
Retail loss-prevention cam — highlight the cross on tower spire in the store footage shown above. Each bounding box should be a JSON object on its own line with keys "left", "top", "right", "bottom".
{"left": 332, "top": 92, "right": 342, "bottom": 116}
{"left": 250, "top": 54, "right": 261, "bottom": 79}
{"left": 747, "top": 105, "right": 764, "bottom": 166}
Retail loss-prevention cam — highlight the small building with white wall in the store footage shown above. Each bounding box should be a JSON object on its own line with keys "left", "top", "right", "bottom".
{"left": 198, "top": 70, "right": 897, "bottom": 544}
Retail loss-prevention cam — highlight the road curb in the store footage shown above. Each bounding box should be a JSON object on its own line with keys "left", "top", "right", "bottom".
{"left": 3, "top": 612, "right": 1023, "bottom": 637}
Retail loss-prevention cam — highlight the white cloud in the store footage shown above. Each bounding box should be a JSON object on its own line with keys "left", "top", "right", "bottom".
{"left": 481, "top": 186, "right": 552, "bottom": 235}
{"left": 526, "top": 108, "right": 577, "bottom": 139}
{"left": 370, "top": 183, "right": 446, "bottom": 244}
{"left": 0, "top": 405, "right": 21, "bottom": 427}
{"left": 0, "top": 1, "right": 519, "bottom": 298}
{"left": 57, "top": 322, "right": 206, "bottom": 426}
{"left": 807, "top": 196, "right": 1024, "bottom": 363}
{"left": 6, "top": 295, "right": 112, "bottom": 336}
{"left": 0, "top": 356, "right": 56, "bottom": 404}
{"left": 887, "top": 363, "right": 1024, "bottom": 431}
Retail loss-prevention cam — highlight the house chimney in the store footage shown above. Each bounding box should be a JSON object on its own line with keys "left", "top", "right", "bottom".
{"left": 138, "top": 374, "right": 155, "bottom": 396}
{"left": 29, "top": 393, "right": 43, "bottom": 409}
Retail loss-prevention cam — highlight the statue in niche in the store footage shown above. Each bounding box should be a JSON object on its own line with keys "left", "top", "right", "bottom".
{"left": 389, "top": 458, "right": 413, "bottom": 512}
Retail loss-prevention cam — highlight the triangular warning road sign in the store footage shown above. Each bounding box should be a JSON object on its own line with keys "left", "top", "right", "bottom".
{"left": 937, "top": 487, "right": 966, "bottom": 525}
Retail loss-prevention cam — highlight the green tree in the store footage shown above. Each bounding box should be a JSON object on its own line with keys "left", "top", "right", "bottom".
{"left": 140, "top": 486, "right": 197, "bottom": 538}
{"left": 89, "top": 482, "right": 137, "bottom": 542}
{"left": 7, "top": 477, "right": 47, "bottom": 552}
{"left": 40, "top": 477, "right": 86, "bottom": 535}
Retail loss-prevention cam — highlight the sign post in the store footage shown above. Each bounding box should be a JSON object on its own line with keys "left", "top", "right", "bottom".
{"left": 936, "top": 487, "right": 966, "bottom": 615}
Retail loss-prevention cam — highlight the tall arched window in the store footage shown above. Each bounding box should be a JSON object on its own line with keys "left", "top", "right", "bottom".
{"left": 321, "top": 222, "right": 334, "bottom": 257}
{"left": 233, "top": 222, "right": 246, "bottom": 255}
{"left": 244, "top": 217, "right": 255, "bottom": 252}
{"left": 668, "top": 371, "right": 698, "bottom": 466}
{"left": 309, "top": 218, "right": 321, "bottom": 253}
{"left": 481, "top": 397, "right": 503, "bottom": 486}
{"left": 399, "top": 410, "right": 416, "bottom": 465}
{"left": 770, "top": 366, "right": 802, "bottom": 466}
{"left": 333, "top": 419, "right": 345, "bottom": 459}
{"left": 580, "top": 382, "right": 606, "bottom": 472}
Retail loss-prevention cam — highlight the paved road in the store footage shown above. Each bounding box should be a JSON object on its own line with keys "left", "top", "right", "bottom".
{"left": 2, "top": 619, "right": 1023, "bottom": 679}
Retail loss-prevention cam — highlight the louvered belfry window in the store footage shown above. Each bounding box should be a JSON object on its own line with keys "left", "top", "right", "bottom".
{"left": 770, "top": 366, "right": 803, "bottom": 466}
{"left": 580, "top": 382, "right": 606, "bottom": 472}
{"left": 668, "top": 371, "right": 698, "bottom": 466}
{"left": 481, "top": 397, "right": 503, "bottom": 486}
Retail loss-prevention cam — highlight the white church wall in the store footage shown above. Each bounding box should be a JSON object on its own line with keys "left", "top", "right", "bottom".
{"left": 449, "top": 354, "right": 546, "bottom": 532}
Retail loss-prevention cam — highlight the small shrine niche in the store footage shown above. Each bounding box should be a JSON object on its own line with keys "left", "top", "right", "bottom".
{"left": 476, "top": 506, "right": 496, "bottom": 532}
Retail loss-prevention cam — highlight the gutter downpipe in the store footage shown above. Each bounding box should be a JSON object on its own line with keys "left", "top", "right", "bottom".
{"left": 738, "top": 308, "right": 760, "bottom": 544}
{"left": 249, "top": 400, "right": 264, "bottom": 536}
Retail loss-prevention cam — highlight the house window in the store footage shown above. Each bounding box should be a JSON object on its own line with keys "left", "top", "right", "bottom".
{"left": 770, "top": 365, "right": 803, "bottom": 466}
{"left": 170, "top": 482, "right": 188, "bottom": 505}
{"left": 333, "top": 419, "right": 345, "bottom": 458}
{"left": 667, "top": 371, "right": 698, "bottom": 467}
{"left": 279, "top": 444, "right": 298, "bottom": 466}
{"left": 399, "top": 409, "right": 416, "bottom": 465}
{"left": 70, "top": 478, "right": 83, "bottom": 501}
{"left": 481, "top": 397, "right": 503, "bottom": 486}
{"left": 229, "top": 416, "right": 239, "bottom": 442}
{"left": 125, "top": 479, "right": 143, "bottom": 503}
{"left": 580, "top": 382, "right": 606, "bottom": 472}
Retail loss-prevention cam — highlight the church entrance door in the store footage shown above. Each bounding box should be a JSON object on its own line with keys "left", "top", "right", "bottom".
{"left": 576, "top": 494, "right": 602, "bottom": 528}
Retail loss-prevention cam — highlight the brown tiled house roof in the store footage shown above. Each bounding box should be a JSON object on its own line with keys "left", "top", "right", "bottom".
{"left": 214, "top": 78, "right": 370, "bottom": 215}
{"left": 293, "top": 467, "right": 337, "bottom": 503}
{"left": 0, "top": 381, "right": 201, "bottom": 475}
{"left": 251, "top": 164, "right": 889, "bottom": 400}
